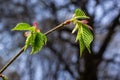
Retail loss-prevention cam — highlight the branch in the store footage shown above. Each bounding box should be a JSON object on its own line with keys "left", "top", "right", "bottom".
{"left": 44, "top": 20, "right": 71, "bottom": 35}
{"left": 0, "top": 47, "right": 24, "bottom": 73}
{"left": 96, "top": 13, "right": 120, "bottom": 58}
{"left": 0, "top": 20, "right": 71, "bottom": 74}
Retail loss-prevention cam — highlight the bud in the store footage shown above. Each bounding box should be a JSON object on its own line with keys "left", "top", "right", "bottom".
{"left": 81, "top": 20, "right": 88, "bottom": 24}
{"left": 33, "top": 22, "right": 38, "bottom": 28}
{"left": 24, "top": 31, "right": 30, "bottom": 37}
{"left": 81, "top": 20, "right": 93, "bottom": 30}
{"left": 64, "top": 20, "right": 71, "bottom": 25}
{"left": 33, "top": 22, "right": 40, "bottom": 32}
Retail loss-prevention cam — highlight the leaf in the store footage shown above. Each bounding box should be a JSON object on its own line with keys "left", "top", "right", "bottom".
{"left": 79, "top": 35, "right": 85, "bottom": 57}
{"left": 12, "top": 22, "right": 47, "bottom": 55}
{"left": 75, "top": 24, "right": 81, "bottom": 42}
{"left": 24, "top": 31, "right": 37, "bottom": 51}
{"left": 74, "top": 9, "right": 89, "bottom": 20}
{"left": 72, "top": 23, "right": 79, "bottom": 34}
{"left": 74, "top": 22, "right": 93, "bottom": 56}
{"left": 24, "top": 31, "right": 47, "bottom": 54}
{"left": 12, "top": 23, "right": 33, "bottom": 31}
{"left": 81, "top": 24, "right": 93, "bottom": 53}
{"left": 31, "top": 32, "right": 47, "bottom": 54}
{"left": 75, "top": 16, "right": 89, "bottom": 20}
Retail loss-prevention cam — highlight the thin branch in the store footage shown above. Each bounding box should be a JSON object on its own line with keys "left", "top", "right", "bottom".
{"left": 44, "top": 20, "right": 71, "bottom": 35}
{"left": 96, "top": 13, "right": 120, "bottom": 58}
{"left": 0, "top": 20, "right": 71, "bottom": 74}
{"left": 0, "top": 47, "right": 25, "bottom": 73}
{"left": 0, "top": 74, "right": 2, "bottom": 77}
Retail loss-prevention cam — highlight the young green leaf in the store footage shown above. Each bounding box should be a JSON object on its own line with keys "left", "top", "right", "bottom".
{"left": 12, "top": 22, "right": 47, "bottom": 54}
{"left": 79, "top": 35, "right": 85, "bottom": 56}
{"left": 74, "top": 22, "right": 93, "bottom": 56}
{"left": 75, "top": 24, "right": 81, "bottom": 42}
{"left": 72, "top": 23, "right": 79, "bottom": 34}
{"left": 12, "top": 23, "right": 33, "bottom": 31}
{"left": 75, "top": 16, "right": 89, "bottom": 20}
{"left": 75, "top": 9, "right": 85, "bottom": 16}
{"left": 81, "top": 24, "right": 93, "bottom": 53}
{"left": 75, "top": 25, "right": 85, "bottom": 56}
{"left": 31, "top": 32, "right": 47, "bottom": 54}
{"left": 74, "top": 9, "right": 89, "bottom": 20}
{"left": 24, "top": 31, "right": 47, "bottom": 54}
{"left": 24, "top": 31, "right": 37, "bottom": 51}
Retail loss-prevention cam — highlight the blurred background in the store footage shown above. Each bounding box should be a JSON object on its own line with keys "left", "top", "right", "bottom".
{"left": 0, "top": 0, "right": 120, "bottom": 80}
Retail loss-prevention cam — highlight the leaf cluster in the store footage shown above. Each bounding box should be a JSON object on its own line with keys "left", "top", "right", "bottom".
{"left": 12, "top": 9, "right": 93, "bottom": 56}
{"left": 71, "top": 9, "right": 93, "bottom": 56}
{"left": 12, "top": 23, "right": 47, "bottom": 54}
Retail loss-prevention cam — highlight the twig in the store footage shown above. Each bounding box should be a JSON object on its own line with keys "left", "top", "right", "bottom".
{"left": 0, "top": 20, "right": 71, "bottom": 74}
{"left": 0, "top": 74, "right": 2, "bottom": 77}
{"left": 0, "top": 47, "right": 24, "bottom": 73}
{"left": 44, "top": 20, "right": 71, "bottom": 35}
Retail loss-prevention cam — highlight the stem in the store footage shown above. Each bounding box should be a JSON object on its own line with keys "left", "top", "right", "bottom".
{"left": 44, "top": 20, "right": 70, "bottom": 35}
{"left": 0, "top": 47, "right": 25, "bottom": 74}
{"left": 0, "top": 74, "right": 2, "bottom": 77}
{"left": 0, "top": 20, "right": 71, "bottom": 73}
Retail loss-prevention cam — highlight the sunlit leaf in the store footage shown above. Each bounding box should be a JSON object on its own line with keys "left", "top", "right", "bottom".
{"left": 31, "top": 32, "right": 47, "bottom": 54}
{"left": 12, "top": 23, "right": 47, "bottom": 55}
{"left": 12, "top": 23, "right": 33, "bottom": 31}
{"left": 75, "top": 23, "right": 81, "bottom": 42}
{"left": 24, "top": 31, "right": 37, "bottom": 51}
{"left": 73, "top": 22, "right": 93, "bottom": 56}
{"left": 81, "top": 24, "right": 93, "bottom": 53}
{"left": 24, "top": 31, "right": 47, "bottom": 54}
{"left": 72, "top": 23, "right": 79, "bottom": 34}
{"left": 79, "top": 36, "right": 85, "bottom": 56}
{"left": 74, "top": 9, "right": 89, "bottom": 20}
{"left": 74, "top": 16, "right": 89, "bottom": 20}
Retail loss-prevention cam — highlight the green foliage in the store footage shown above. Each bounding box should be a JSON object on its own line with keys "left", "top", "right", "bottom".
{"left": 81, "top": 24, "right": 93, "bottom": 53}
{"left": 12, "top": 23, "right": 47, "bottom": 54}
{"left": 74, "top": 9, "right": 89, "bottom": 20}
{"left": 75, "top": 23, "right": 93, "bottom": 56}
{"left": 0, "top": 8, "right": 93, "bottom": 79}
{"left": 12, "top": 9, "right": 93, "bottom": 56}
{"left": 72, "top": 9, "right": 93, "bottom": 56}
{"left": 12, "top": 23, "right": 33, "bottom": 31}
{"left": 30, "top": 32, "right": 47, "bottom": 54}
